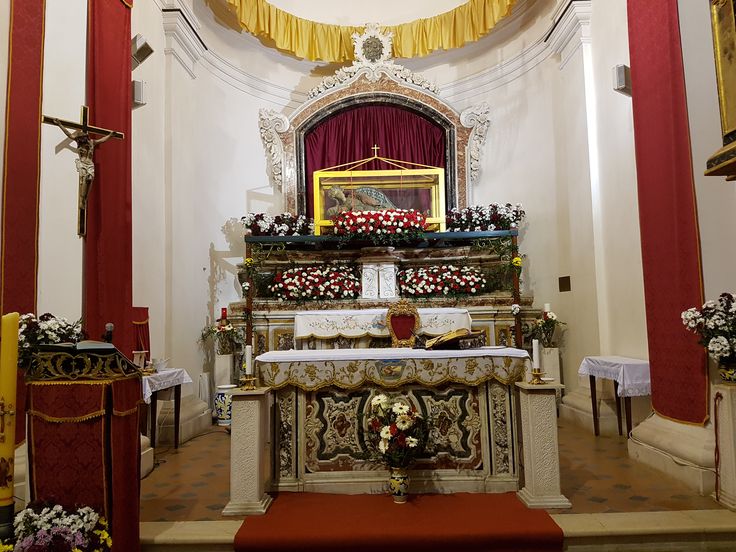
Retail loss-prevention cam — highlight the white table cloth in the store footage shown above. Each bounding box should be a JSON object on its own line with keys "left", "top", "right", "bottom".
{"left": 141, "top": 368, "right": 192, "bottom": 404}
{"left": 256, "top": 347, "right": 530, "bottom": 390}
{"left": 292, "top": 308, "right": 472, "bottom": 340}
{"left": 578, "top": 355, "right": 650, "bottom": 397}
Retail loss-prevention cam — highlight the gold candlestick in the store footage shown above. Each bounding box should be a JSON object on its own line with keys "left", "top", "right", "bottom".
{"left": 529, "top": 367, "right": 546, "bottom": 385}
{"left": 239, "top": 375, "right": 257, "bottom": 390}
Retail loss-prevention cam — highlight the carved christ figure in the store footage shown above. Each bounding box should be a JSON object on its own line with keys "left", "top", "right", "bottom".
{"left": 52, "top": 118, "right": 116, "bottom": 236}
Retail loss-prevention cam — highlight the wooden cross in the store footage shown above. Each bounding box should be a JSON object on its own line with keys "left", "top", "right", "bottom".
{"left": 371, "top": 144, "right": 380, "bottom": 156}
{"left": 41, "top": 106, "right": 124, "bottom": 237}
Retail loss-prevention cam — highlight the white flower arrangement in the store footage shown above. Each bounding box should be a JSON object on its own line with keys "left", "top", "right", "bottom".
{"left": 446, "top": 203, "right": 525, "bottom": 232}
{"left": 682, "top": 292, "right": 736, "bottom": 363}
{"left": 397, "top": 265, "right": 486, "bottom": 297}
{"left": 18, "top": 313, "right": 83, "bottom": 366}
{"left": 241, "top": 212, "right": 313, "bottom": 237}
{"left": 511, "top": 303, "right": 521, "bottom": 316}
{"left": 11, "top": 503, "right": 111, "bottom": 551}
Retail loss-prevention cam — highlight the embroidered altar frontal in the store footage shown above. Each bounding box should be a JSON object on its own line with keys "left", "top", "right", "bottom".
{"left": 258, "top": 348, "right": 528, "bottom": 494}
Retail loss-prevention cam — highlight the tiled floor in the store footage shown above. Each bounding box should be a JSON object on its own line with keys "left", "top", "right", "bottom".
{"left": 139, "top": 421, "right": 722, "bottom": 521}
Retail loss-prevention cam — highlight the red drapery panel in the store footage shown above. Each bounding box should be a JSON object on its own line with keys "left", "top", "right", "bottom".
{"left": 304, "top": 105, "right": 446, "bottom": 217}
{"left": 132, "top": 306, "right": 151, "bottom": 361}
{"left": 85, "top": 0, "right": 135, "bottom": 358}
{"left": 1, "top": 0, "right": 46, "bottom": 445}
{"left": 28, "top": 375, "right": 141, "bottom": 552}
{"left": 627, "top": 0, "right": 707, "bottom": 423}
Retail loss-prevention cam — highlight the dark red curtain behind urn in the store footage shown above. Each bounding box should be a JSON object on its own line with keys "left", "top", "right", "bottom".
{"left": 304, "top": 105, "right": 445, "bottom": 217}
{"left": 85, "top": 0, "right": 135, "bottom": 358}
{"left": 627, "top": 0, "right": 707, "bottom": 423}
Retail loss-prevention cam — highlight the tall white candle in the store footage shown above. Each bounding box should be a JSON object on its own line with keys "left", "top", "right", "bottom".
{"left": 532, "top": 339, "right": 540, "bottom": 369}
{"left": 245, "top": 345, "right": 253, "bottom": 376}
{"left": 543, "top": 303, "right": 551, "bottom": 313}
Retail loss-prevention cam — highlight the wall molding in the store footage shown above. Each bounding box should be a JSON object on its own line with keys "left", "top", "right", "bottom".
{"left": 162, "top": 6, "right": 207, "bottom": 79}
{"left": 156, "top": 0, "right": 592, "bottom": 107}
{"left": 547, "top": 0, "right": 592, "bottom": 70}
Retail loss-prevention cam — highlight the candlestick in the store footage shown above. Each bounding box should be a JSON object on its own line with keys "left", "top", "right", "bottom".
{"left": 245, "top": 345, "right": 253, "bottom": 376}
{"left": 543, "top": 303, "right": 551, "bottom": 313}
{"left": 532, "top": 339, "right": 540, "bottom": 369}
{"left": 0, "top": 313, "right": 19, "bottom": 520}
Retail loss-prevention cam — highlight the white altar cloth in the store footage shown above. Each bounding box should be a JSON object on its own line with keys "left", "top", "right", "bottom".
{"left": 141, "top": 368, "right": 192, "bottom": 404}
{"left": 578, "top": 356, "right": 650, "bottom": 397}
{"left": 292, "top": 308, "right": 472, "bottom": 339}
{"left": 256, "top": 347, "right": 529, "bottom": 390}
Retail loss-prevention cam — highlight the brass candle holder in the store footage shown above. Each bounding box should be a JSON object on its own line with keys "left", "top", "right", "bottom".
{"left": 239, "top": 375, "right": 257, "bottom": 390}
{"left": 529, "top": 367, "right": 546, "bottom": 385}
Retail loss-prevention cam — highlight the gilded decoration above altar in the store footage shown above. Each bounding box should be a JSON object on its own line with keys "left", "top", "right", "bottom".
{"left": 221, "top": 0, "right": 517, "bottom": 62}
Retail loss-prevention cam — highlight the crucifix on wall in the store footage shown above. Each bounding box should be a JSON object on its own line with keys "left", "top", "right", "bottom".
{"left": 41, "top": 106, "right": 124, "bottom": 237}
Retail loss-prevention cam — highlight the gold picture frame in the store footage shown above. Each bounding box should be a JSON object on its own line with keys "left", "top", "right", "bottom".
{"left": 312, "top": 154, "right": 446, "bottom": 235}
{"left": 706, "top": 0, "right": 736, "bottom": 177}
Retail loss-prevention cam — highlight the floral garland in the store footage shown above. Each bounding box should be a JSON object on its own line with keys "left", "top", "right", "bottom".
{"left": 8, "top": 503, "right": 111, "bottom": 551}
{"left": 446, "top": 203, "right": 525, "bottom": 232}
{"left": 241, "top": 212, "right": 313, "bottom": 236}
{"left": 397, "top": 265, "right": 486, "bottom": 297}
{"left": 364, "top": 394, "right": 429, "bottom": 469}
{"left": 332, "top": 209, "right": 427, "bottom": 245}
{"left": 270, "top": 264, "right": 361, "bottom": 301}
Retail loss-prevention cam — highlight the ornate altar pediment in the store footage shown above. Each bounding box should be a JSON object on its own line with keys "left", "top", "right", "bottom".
{"left": 258, "top": 24, "right": 491, "bottom": 214}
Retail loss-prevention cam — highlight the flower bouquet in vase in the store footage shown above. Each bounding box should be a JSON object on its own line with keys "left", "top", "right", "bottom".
{"left": 364, "top": 394, "right": 429, "bottom": 503}
{"left": 682, "top": 292, "right": 736, "bottom": 383}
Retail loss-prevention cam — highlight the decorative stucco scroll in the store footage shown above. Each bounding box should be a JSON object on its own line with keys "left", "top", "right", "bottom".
{"left": 308, "top": 23, "right": 439, "bottom": 98}
{"left": 460, "top": 102, "right": 491, "bottom": 185}
{"left": 258, "top": 108, "right": 290, "bottom": 190}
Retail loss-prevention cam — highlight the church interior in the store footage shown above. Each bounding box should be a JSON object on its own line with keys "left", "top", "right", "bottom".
{"left": 1, "top": 0, "right": 736, "bottom": 550}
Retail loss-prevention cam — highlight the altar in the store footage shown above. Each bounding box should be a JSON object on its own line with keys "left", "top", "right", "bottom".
{"left": 257, "top": 346, "right": 529, "bottom": 494}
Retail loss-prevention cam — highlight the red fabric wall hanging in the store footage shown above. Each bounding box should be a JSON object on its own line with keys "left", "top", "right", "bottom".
{"left": 0, "top": 0, "right": 46, "bottom": 444}
{"left": 627, "top": 0, "right": 708, "bottom": 423}
{"left": 84, "top": 0, "right": 135, "bottom": 358}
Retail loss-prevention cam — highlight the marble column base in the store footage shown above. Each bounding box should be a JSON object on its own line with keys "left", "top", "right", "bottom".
{"left": 713, "top": 384, "right": 736, "bottom": 509}
{"left": 628, "top": 413, "right": 715, "bottom": 495}
{"left": 224, "top": 387, "right": 272, "bottom": 516}
{"left": 515, "top": 382, "right": 571, "bottom": 509}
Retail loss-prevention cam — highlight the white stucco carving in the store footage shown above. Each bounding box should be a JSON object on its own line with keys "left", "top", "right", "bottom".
{"left": 258, "top": 108, "right": 290, "bottom": 190}
{"left": 460, "top": 102, "right": 491, "bottom": 185}
{"left": 308, "top": 23, "right": 439, "bottom": 98}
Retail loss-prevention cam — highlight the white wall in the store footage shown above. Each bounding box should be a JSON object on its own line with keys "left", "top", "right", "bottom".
{"left": 590, "top": 0, "right": 647, "bottom": 359}
{"left": 679, "top": 0, "right": 736, "bottom": 299}
{"left": 36, "top": 0, "right": 87, "bottom": 320}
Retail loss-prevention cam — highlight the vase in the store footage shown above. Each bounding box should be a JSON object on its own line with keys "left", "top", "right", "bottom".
{"left": 389, "top": 467, "right": 410, "bottom": 503}
{"left": 214, "top": 384, "right": 237, "bottom": 426}
{"left": 214, "top": 353, "right": 233, "bottom": 387}
{"left": 719, "top": 363, "right": 736, "bottom": 384}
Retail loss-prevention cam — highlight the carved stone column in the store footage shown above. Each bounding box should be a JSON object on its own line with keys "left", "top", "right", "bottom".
{"left": 714, "top": 384, "right": 736, "bottom": 510}
{"left": 515, "top": 382, "right": 571, "bottom": 509}
{"left": 223, "top": 387, "right": 273, "bottom": 515}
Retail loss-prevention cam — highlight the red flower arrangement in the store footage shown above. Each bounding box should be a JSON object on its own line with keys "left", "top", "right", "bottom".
{"left": 332, "top": 209, "right": 427, "bottom": 245}
{"left": 269, "top": 264, "right": 361, "bottom": 301}
{"left": 397, "top": 265, "right": 486, "bottom": 297}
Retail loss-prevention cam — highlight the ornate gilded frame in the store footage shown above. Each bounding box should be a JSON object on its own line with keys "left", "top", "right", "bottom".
{"left": 386, "top": 299, "right": 420, "bottom": 348}
{"left": 707, "top": 0, "right": 736, "bottom": 177}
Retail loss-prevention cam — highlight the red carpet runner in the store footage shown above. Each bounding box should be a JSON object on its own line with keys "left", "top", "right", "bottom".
{"left": 234, "top": 493, "right": 563, "bottom": 552}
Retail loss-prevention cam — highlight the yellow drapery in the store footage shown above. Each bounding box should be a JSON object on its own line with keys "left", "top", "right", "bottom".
{"left": 223, "top": 0, "right": 517, "bottom": 62}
